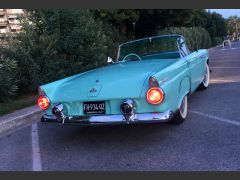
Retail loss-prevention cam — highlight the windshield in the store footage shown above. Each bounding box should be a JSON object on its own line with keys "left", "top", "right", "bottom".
{"left": 118, "top": 35, "right": 181, "bottom": 61}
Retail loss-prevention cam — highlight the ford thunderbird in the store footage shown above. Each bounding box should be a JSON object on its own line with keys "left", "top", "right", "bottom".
{"left": 38, "top": 34, "right": 210, "bottom": 125}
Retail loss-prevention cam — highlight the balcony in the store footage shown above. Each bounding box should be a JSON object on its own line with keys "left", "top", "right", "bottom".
{"left": 8, "top": 19, "right": 20, "bottom": 24}
{"left": 0, "top": 11, "right": 5, "bottom": 16}
{"left": 8, "top": 15, "right": 17, "bottom": 19}
{"left": 0, "top": 22, "right": 7, "bottom": 26}
{"left": 0, "top": 29, "right": 8, "bottom": 33}
{"left": 10, "top": 24, "right": 21, "bottom": 30}
{"left": 0, "top": 18, "right": 6, "bottom": 22}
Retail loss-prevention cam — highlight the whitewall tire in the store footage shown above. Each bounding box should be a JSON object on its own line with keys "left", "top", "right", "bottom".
{"left": 169, "top": 95, "right": 188, "bottom": 125}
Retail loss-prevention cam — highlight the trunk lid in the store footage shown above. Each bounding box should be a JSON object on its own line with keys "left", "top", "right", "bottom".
{"left": 42, "top": 59, "right": 176, "bottom": 102}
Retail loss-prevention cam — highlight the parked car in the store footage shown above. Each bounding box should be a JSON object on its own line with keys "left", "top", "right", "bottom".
{"left": 38, "top": 34, "right": 210, "bottom": 125}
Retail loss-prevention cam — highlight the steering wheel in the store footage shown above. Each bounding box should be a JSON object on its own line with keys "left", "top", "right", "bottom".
{"left": 122, "top": 53, "right": 142, "bottom": 62}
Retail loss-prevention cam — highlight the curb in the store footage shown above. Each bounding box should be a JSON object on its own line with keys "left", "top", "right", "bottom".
{"left": 208, "top": 44, "right": 222, "bottom": 51}
{"left": 0, "top": 107, "right": 42, "bottom": 137}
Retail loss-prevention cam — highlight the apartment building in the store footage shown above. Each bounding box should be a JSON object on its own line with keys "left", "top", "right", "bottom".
{"left": 0, "top": 9, "right": 24, "bottom": 47}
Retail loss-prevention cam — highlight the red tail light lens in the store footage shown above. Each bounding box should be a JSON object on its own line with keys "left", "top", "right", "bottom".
{"left": 146, "top": 87, "right": 164, "bottom": 105}
{"left": 37, "top": 96, "right": 50, "bottom": 110}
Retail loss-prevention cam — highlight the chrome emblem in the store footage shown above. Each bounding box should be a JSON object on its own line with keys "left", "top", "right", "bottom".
{"left": 90, "top": 87, "right": 97, "bottom": 93}
{"left": 88, "top": 85, "right": 102, "bottom": 97}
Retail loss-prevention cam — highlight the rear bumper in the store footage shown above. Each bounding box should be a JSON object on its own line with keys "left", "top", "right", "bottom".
{"left": 41, "top": 110, "right": 174, "bottom": 125}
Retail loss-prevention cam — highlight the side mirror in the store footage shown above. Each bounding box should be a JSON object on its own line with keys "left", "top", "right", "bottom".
{"left": 107, "top": 56, "right": 114, "bottom": 64}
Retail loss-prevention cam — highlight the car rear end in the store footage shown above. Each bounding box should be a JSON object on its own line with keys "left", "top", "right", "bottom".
{"left": 38, "top": 75, "right": 174, "bottom": 125}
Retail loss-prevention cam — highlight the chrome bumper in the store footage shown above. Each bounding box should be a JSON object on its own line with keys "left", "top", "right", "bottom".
{"left": 41, "top": 110, "right": 174, "bottom": 125}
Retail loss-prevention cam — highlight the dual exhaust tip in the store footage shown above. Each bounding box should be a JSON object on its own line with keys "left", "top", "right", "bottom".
{"left": 120, "top": 99, "right": 135, "bottom": 122}
{"left": 52, "top": 103, "right": 65, "bottom": 123}
{"left": 52, "top": 99, "right": 135, "bottom": 123}
{"left": 120, "top": 99, "right": 134, "bottom": 114}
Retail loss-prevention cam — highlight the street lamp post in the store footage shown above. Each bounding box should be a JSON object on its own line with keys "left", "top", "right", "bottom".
{"left": 132, "top": 22, "right": 136, "bottom": 39}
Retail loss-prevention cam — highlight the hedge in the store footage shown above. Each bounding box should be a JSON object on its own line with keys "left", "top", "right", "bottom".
{"left": 157, "top": 27, "right": 212, "bottom": 51}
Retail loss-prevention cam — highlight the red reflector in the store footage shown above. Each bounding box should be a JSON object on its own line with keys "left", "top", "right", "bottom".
{"left": 146, "top": 87, "right": 164, "bottom": 105}
{"left": 37, "top": 96, "right": 50, "bottom": 110}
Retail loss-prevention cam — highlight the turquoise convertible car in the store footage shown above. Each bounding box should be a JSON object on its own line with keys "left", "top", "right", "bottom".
{"left": 38, "top": 34, "right": 210, "bottom": 125}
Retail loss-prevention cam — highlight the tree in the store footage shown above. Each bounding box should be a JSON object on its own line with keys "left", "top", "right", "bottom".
{"left": 134, "top": 10, "right": 195, "bottom": 38}
{"left": 93, "top": 10, "right": 139, "bottom": 39}
{"left": 227, "top": 16, "right": 240, "bottom": 40}
{"left": 0, "top": 51, "right": 18, "bottom": 102}
{"left": 7, "top": 9, "right": 119, "bottom": 93}
{"left": 188, "top": 10, "right": 228, "bottom": 45}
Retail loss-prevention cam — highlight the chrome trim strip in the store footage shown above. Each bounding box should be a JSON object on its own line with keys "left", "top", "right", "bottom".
{"left": 41, "top": 110, "right": 174, "bottom": 125}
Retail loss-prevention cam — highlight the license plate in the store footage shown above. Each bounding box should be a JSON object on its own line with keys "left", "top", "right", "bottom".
{"left": 83, "top": 101, "right": 105, "bottom": 114}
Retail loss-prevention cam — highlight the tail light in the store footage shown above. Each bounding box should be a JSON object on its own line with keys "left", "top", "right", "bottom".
{"left": 37, "top": 96, "right": 50, "bottom": 110}
{"left": 146, "top": 87, "right": 164, "bottom": 105}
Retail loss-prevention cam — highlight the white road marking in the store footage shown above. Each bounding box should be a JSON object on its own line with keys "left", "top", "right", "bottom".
{"left": 230, "top": 47, "right": 240, "bottom": 50}
{"left": 210, "top": 79, "right": 240, "bottom": 83}
{"left": 221, "top": 47, "right": 240, "bottom": 50}
{"left": 31, "top": 123, "right": 42, "bottom": 171}
{"left": 211, "top": 60, "right": 240, "bottom": 63}
{"left": 189, "top": 110, "right": 240, "bottom": 126}
{"left": 211, "top": 67, "right": 240, "bottom": 69}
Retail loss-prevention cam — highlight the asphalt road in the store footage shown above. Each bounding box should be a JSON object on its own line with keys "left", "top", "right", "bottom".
{"left": 1, "top": 42, "right": 240, "bottom": 171}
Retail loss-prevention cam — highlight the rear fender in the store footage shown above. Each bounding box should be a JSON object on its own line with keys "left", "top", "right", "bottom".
{"left": 178, "top": 76, "right": 190, "bottom": 108}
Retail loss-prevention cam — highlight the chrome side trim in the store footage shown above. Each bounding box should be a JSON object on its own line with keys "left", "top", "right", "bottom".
{"left": 41, "top": 110, "right": 174, "bottom": 125}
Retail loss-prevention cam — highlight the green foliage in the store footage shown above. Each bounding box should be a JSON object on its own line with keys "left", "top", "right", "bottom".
{"left": 189, "top": 10, "right": 227, "bottom": 45}
{"left": 226, "top": 16, "right": 240, "bottom": 39}
{"left": 0, "top": 94, "right": 37, "bottom": 115}
{"left": 206, "top": 12, "right": 228, "bottom": 38}
{"left": 8, "top": 9, "right": 120, "bottom": 92}
{"left": 0, "top": 52, "right": 18, "bottom": 102}
{"left": 136, "top": 9, "right": 227, "bottom": 46}
{"left": 135, "top": 9, "right": 195, "bottom": 37}
{"left": 92, "top": 9, "right": 139, "bottom": 39}
{"left": 158, "top": 27, "right": 212, "bottom": 51}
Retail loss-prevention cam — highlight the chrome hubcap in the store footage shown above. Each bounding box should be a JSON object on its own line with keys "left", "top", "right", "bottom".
{"left": 179, "top": 96, "right": 187, "bottom": 118}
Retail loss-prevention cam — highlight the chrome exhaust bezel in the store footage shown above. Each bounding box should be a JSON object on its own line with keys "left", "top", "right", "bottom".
{"left": 120, "top": 99, "right": 135, "bottom": 123}
{"left": 52, "top": 103, "right": 66, "bottom": 123}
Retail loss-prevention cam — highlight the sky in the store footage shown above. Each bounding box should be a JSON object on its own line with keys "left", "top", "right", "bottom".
{"left": 208, "top": 9, "right": 240, "bottom": 18}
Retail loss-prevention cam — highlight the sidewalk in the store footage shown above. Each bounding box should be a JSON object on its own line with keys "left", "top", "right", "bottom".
{"left": 0, "top": 105, "right": 41, "bottom": 137}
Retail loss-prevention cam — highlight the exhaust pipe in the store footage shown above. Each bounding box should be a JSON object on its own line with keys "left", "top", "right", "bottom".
{"left": 120, "top": 99, "right": 135, "bottom": 123}
{"left": 52, "top": 103, "right": 66, "bottom": 123}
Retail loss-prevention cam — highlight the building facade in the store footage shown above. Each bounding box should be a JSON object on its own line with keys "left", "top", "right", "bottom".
{"left": 0, "top": 9, "right": 24, "bottom": 47}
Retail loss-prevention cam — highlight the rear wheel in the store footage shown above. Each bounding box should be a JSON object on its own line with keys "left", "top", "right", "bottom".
{"left": 169, "top": 95, "right": 188, "bottom": 125}
{"left": 198, "top": 63, "right": 210, "bottom": 90}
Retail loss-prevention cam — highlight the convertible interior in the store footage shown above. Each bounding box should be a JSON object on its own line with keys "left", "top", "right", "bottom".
{"left": 118, "top": 35, "right": 186, "bottom": 62}
{"left": 140, "top": 51, "right": 181, "bottom": 60}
